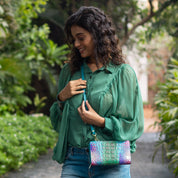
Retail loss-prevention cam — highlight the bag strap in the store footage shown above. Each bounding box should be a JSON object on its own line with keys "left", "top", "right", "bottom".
{"left": 81, "top": 64, "right": 97, "bottom": 141}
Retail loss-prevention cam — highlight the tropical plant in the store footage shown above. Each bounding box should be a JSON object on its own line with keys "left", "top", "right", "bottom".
{"left": 33, "top": 94, "right": 47, "bottom": 113}
{"left": 0, "top": 0, "right": 69, "bottom": 114}
{"left": 154, "top": 58, "right": 178, "bottom": 176}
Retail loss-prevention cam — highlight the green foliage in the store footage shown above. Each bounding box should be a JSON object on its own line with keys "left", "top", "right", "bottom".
{"left": 0, "top": 5, "right": 8, "bottom": 37}
{"left": 0, "top": 58, "right": 33, "bottom": 115}
{"left": 41, "top": 0, "right": 177, "bottom": 47}
{"left": 0, "top": 0, "right": 69, "bottom": 114}
{"left": 146, "top": 0, "right": 178, "bottom": 39}
{"left": 154, "top": 58, "right": 178, "bottom": 176}
{"left": 40, "top": 0, "right": 143, "bottom": 40}
{"left": 33, "top": 94, "right": 47, "bottom": 113}
{"left": 0, "top": 114, "right": 58, "bottom": 176}
{"left": 145, "top": 0, "right": 178, "bottom": 58}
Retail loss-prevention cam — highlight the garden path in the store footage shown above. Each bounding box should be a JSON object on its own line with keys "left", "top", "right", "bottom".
{"left": 1, "top": 108, "right": 175, "bottom": 178}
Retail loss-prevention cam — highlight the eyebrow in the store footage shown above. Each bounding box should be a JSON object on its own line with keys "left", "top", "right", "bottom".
{"left": 71, "top": 32, "right": 85, "bottom": 40}
{"left": 75, "top": 33, "right": 85, "bottom": 37}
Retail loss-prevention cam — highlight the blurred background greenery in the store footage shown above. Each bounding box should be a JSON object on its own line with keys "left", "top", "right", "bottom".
{"left": 0, "top": 0, "right": 177, "bottom": 176}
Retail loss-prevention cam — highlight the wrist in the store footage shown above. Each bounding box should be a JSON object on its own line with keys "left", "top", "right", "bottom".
{"left": 58, "top": 92, "right": 65, "bottom": 102}
{"left": 99, "top": 116, "right": 105, "bottom": 127}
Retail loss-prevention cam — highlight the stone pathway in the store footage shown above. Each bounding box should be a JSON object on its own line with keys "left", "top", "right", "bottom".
{"left": 1, "top": 132, "right": 175, "bottom": 178}
{"left": 131, "top": 133, "right": 174, "bottom": 178}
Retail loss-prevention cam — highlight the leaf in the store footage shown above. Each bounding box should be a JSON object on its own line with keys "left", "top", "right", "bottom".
{"left": 168, "top": 108, "right": 178, "bottom": 118}
{"left": 0, "top": 6, "right": 4, "bottom": 15}
{"left": 170, "top": 89, "right": 178, "bottom": 95}
{"left": 154, "top": 58, "right": 178, "bottom": 176}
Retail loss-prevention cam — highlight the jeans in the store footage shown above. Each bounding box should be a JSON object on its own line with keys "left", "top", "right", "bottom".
{"left": 61, "top": 147, "right": 131, "bottom": 178}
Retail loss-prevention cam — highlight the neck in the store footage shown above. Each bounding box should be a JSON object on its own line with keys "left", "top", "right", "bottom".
{"left": 86, "top": 61, "right": 103, "bottom": 72}
{"left": 86, "top": 57, "right": 96, "bottom": 64}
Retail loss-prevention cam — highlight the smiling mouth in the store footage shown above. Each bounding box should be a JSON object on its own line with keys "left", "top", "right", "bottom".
{"left": 79, "top": 48, "right": 85, "bottom": 54}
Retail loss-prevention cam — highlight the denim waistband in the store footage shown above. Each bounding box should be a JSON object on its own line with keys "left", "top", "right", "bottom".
{"left": 68, "top": 146, "right": 89, "bottom": 154}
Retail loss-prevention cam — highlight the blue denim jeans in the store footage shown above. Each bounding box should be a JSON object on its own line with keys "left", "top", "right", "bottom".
{"left": 61, "top": 147, "right": 131, "bottom": 178}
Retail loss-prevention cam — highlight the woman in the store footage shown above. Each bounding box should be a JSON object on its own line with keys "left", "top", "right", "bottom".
{"left": 50, "top": 6, "right": 144, "bottom": 178}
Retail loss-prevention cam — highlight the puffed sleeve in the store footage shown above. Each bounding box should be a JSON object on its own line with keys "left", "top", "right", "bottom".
{"left": 104, "top": 65, "right": 144, "bottom": 152}
{"left": 49, "top": 63, "right": 71, "bottom": 132}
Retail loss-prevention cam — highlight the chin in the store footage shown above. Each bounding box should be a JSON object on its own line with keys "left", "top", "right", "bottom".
{"left": 81, "top": 54, "right": 88, "bottom": 58}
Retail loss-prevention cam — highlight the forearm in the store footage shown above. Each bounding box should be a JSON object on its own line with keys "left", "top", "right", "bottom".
{"left": 95, "top": 115, "right": 105, "bottom": 127}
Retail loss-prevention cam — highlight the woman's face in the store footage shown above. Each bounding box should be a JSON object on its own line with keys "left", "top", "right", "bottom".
{"left": 71, "top": 25, "right": 95, "bottom": 60}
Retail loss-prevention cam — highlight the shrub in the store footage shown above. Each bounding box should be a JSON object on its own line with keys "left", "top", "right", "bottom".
{"left": 0, "top": 114, "right": 58, "bottom": 176}
{"left": 0, "top": 0, "right": 69, "bottom": 115}
{"left": 154, "top": 58, "right": 178, "bottom": 176}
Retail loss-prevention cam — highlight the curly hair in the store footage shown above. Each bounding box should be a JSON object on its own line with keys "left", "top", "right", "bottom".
{"left": 64, "top": 6, "right": 125, "bottom": 74}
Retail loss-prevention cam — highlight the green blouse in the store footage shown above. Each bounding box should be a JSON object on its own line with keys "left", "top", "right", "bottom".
{"left": 50, "top": 61, "right": 144, "bottom": 163}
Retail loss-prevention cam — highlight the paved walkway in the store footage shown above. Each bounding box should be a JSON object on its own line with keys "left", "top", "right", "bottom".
{"left": 1, "top": 132, "right": 175, "bottom": 178}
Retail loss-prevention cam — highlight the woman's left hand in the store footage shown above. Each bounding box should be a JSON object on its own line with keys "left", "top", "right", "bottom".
{"left": 78, "top": 100, "right": 105, "bottom": 127}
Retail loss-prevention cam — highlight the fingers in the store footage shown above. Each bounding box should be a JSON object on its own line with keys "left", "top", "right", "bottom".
{"left": 85, "top": 100, "right": 91, "bottom": 110}
{"left": 79, "top": 101, "right": 89, "bottom": 122}
{"left": 74, "top": 78, "right": 87, "bottom": 85}
{"left": 71, "top": 78, "right": 87, "bottom": 90}
{"left": 78, "top": 101, "right": 104, "bottom": 127}
{"left": 79, "top": 101, "right": 87, "bottom": 114}
{"left": 78, "top": 104, "right": 86, "bottom": 124}
{"left": 75, "top": 84, "right": 86, "bottom": 90}
{"left": 77, "top": 105, "right": 82, "bottom": 114}
{"left": 81, "top": 100, "right": 92, "bottom": 112}
{"left": 81, "top": 100, "right": 85, "bottom": 111}
{"left": 65, "top": 78, "right": 86, "bottom": 98}
{"left": 75, "top": 78, "right": 87, "bottom": 90}
{"left": 78, "top": 78, "right": 87, "bottom": 84}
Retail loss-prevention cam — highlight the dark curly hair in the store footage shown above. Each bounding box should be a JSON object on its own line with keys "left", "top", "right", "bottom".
{"left": 64, "top": 6, "right": 125, "bottom": 74}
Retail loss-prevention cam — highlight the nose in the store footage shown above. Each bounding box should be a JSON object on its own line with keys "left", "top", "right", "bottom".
{"left": 74, "top": 39, "right": 80, "bottom": 48}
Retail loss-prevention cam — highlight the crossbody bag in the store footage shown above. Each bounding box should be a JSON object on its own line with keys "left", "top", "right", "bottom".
{"left": 81, "top": 64, "right": 131, "bottom": 166}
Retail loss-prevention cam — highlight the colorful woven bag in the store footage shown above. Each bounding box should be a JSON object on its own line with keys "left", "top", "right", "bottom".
{"left": 81, "top": 64, "right": 131, "bottom": 166}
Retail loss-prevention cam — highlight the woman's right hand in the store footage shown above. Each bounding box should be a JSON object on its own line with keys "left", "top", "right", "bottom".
{"left": 58, "top": 78, "right": 87, "bottom": 102}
